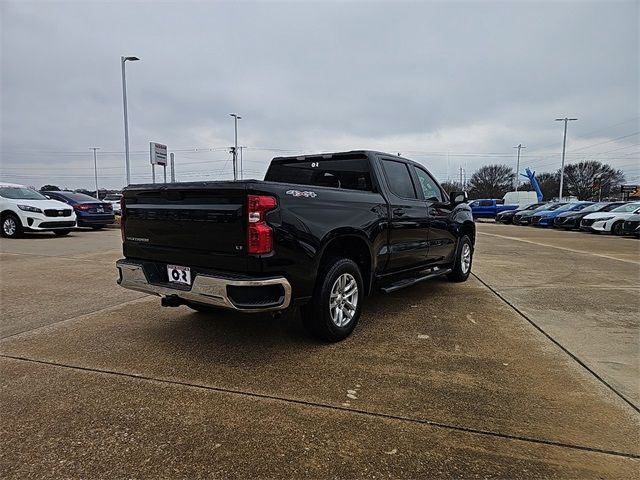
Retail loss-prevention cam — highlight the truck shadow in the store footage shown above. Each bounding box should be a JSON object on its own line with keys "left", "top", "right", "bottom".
{"left": 147, "top": 277, "right": 462, "bottom": 367}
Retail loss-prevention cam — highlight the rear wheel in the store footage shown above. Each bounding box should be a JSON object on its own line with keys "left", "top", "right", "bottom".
{"left": 1, "top": 213, "right": 23, "bottom": 238}
{"left": 447, "top": 235, "right": 473, "bottom": 282}
{"left": 611, "top": 221, "right": 624, "bottom": 236}
{"left": 302, "top": 257, "right": 363, "bottom": 342}
{"left": 53, "top": 230, "right": 71, "bottom": 236}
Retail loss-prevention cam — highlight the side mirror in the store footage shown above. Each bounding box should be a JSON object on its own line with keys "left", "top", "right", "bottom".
{"left": 450, "top": 191, "right": 468, "bottom": 205}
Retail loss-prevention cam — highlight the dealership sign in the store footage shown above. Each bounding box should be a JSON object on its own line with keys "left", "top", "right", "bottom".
{"left": 150, "top": 142, "right": 168, "bottom": 166}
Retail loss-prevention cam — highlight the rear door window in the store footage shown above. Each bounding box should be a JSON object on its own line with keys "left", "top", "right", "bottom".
{"left": 381, "top": 160, "right": 417, "bottom": 199}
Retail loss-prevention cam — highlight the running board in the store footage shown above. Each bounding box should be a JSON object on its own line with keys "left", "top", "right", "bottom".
{"left": 381, "top": 267, "right": 452, "bottom": 294}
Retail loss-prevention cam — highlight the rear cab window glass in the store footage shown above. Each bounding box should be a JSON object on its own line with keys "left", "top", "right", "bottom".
{"left": 265, "top": 156, "right": 373, "bottom": 191}
{"left": 381, "top": 160, "right": 417, "bottom": 199}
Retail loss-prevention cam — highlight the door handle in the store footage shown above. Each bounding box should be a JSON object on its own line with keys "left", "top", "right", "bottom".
{"left": 393, "top": 208, "right": 406, "bottom": 216}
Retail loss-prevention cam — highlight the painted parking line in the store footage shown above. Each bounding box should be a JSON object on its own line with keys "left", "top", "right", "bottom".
{"left": 477, "top": 232, "right": 640, "bottom": 266}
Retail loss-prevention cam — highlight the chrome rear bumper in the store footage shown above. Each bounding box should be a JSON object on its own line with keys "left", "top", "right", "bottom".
{"left": 116, "top": 259, "right": 292, "bottom": 312}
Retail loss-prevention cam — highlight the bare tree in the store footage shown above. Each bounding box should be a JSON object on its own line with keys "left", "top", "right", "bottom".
{"left": 535, "top": 172, "right": 560, "bottom": 201}
{"left": 467, "top": 165, "right": 515, "bottom": 199}
{"left": 562, "top": 161, "right": 625, "bottom": 200}
{"left": 440, "top": 180, "right": 464, "bottom": 195}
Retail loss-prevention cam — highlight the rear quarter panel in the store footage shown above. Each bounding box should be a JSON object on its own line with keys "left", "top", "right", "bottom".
{"left": 248, "top": 182, "right": 388, "bottom": 299}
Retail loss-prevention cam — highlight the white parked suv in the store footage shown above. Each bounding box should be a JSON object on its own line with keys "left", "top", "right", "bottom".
{"left": 102, "top": 193, "right": 122, "bottom": 214}
{"left": 580, "top": 201, "right": 640, "bottom": 235}
{"left": 0, "top": 183, "right": 77, "bottom": 238}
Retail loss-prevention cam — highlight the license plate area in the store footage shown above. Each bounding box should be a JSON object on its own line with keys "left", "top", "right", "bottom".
{"left": 167, "top": 264, "right": 191, "bottom": 286}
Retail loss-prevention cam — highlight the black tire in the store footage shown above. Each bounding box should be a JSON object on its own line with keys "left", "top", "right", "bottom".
{"left": 611, "top": 221, "right": 624, "bottom": 236}
{"left": 53, "top": 230, "right": 71, "bottom": 236}
{"left": 447, "top": 235, "right": 473, "bottom": 282}
{"left": 1, "top": 213, "right": 23, "bottom": 238}
{"left": 301, "top": 257, "right": 363, "bottom": 342}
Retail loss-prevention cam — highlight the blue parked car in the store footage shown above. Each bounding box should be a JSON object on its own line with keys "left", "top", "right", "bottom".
{"left": 42, "top": 191, "right": 115, "bottom": 229}
{"left": 533, "top": 202, "right": 594, "bottom": 227}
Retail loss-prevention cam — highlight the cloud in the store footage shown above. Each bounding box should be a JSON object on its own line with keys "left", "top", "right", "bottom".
{"left": 1, "top": 0, "right": 637, "bottom": 189}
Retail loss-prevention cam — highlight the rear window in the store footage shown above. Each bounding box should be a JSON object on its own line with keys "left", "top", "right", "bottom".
{"left": 48, "top": 192, "right": 98, "bottom": 202}
{"left": 265, "top": 157, "right": 373, "bottom": 191}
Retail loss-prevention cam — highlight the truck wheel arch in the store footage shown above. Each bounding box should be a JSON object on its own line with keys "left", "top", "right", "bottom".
{"left": 460, "top": 221, "right": 476, "bottom": 245}
{"left": 315, "top": 233, "right": 373, "bottom": 296}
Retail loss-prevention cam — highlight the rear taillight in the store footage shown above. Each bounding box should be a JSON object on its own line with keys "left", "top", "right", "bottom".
{"left": 247, "top": 195, "right": 277, "bottom": 254}
{"left": 73, "top": 204, "right": 92, "bottom": 211}
{"left": 120, "top": 198, "right": 126, "bottom": 242}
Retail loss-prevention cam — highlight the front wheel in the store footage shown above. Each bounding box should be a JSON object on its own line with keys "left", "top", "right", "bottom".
{"left": 611, "top": 221, "right": 624, "bottom": 236}
{"left": 447, "top": 235, "right": 473, "bottom": 282}
{"left": 301, "top": 258, "right": 363, "bottom": 342}
{"left": 1, "top": 213, "right": 23, "bottom": 238}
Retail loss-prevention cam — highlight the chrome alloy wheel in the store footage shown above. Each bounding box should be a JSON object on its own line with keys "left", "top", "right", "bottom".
{"left": 461, "top": 243, "right": 472, "bottom": 274}
{"left": 329, "top": 273, "right": 358, "bottom": 327}
{"left": 3, "top": 217, "right": 17, "bottom": 236}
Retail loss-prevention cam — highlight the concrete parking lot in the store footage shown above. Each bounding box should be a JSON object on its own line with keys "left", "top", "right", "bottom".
{"left": 1, "top": 224, "right": 638, "bottom": 478}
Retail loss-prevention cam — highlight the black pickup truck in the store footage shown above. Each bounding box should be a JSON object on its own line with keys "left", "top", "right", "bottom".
{"left": 116, "top": 150, "right": 475, "bottom": 341}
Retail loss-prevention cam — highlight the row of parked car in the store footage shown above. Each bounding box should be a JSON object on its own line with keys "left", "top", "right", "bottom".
{"left": 0, "top": 182, "right": 119, "bottom": 238}
{"left": 495, "top": 200, "right": 640, "bottom": 237}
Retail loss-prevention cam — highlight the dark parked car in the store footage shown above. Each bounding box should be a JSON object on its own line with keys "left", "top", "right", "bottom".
{"left": 496, "top": 202, "right": 546, "bottom": 224}
{"left": 622, "top": 214, "right": 640, "bottom": 238}
{"left": 513, "top": 202, "right": 558, "bottom": 225}
{"left": 116, "top": 150, "right": 475, "bottom": 341}
{"left": 553, "top": 201, "right": 627, "bottom": 229}
{"left": 42, "top": 191, "right": 115, "bottom": 229}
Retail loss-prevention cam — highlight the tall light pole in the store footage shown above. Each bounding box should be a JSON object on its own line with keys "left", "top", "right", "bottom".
{"left": 555, "top": 117, "right": 577, "bottom": 200}
{"left": 229, "top": 113, "right": 241, "bottom": 180}
{"left": 89, "top": 147, "right": 100, "bottom": 199}
{"left": 512, "top": 144, "right": 526, "bottom": 192}
{"left": 121, "top": 55, "right": 140, "bottom": 185}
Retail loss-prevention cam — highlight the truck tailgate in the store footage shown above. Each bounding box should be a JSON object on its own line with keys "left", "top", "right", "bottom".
{"left": 122, "top": 182, "right": 248, "bottom": 271}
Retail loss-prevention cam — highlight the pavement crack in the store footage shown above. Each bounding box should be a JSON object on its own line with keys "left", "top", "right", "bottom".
{"left": 1, "top": 353, "right": 638, "bottom": 460}
{"left": 471, "top": 272, "right": 640, "bottom": 415}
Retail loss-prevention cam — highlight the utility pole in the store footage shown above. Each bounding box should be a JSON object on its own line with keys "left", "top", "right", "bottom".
{"left": 512, "top": 144, "right": 526, "bottom": 192}
{"left": 459, "top": 166, "right": 464, "bottom": 189}
{"left": 555, "top": 117, "right": 577, "bottom": 200}
{"left": 239, "top": 146, "right": 244, "bottom": 179}
{"left": 229, "top": 113, "right": 241, "bottom": 180}
{"left": 89, "top": 147, "right": 100, "bottom": 199}
{"left": 170, "top": 153, "right": 175, "bottom": 182}
{"left": 120, "top": 55, "right": 140, "bottom": 185}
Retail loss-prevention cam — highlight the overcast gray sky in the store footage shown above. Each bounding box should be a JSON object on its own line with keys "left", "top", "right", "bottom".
{"left": 1, "top": 0, "right": 638, "bottom": 190}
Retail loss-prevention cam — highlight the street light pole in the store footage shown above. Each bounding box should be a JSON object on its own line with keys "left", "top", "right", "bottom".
{"left": 229, "top": 113, "right": 241, "bottom": 181}
{"left": 90, "top": 147, "right": 100, "bottom": 199}
{"left": 512, "top": 143, "right": 526, "bottom": 192}
{"left": 555, "top": 117, "right": 577, "bottom": 200}
{"left": 121, "top": 55, "right": 140, "bottom": 185}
